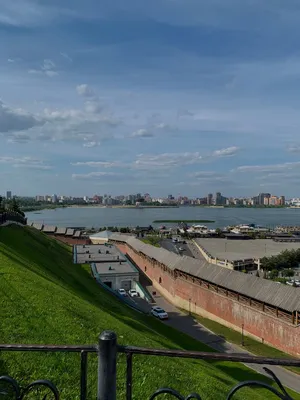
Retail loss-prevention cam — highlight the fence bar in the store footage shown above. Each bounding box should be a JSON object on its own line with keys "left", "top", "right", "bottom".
{"left": 80, "top": 351, "right": 88, "bottom": 400}
{"left": 97, "top": 331, "right": 117, "bottom": 400}
{"left": 118, "top": 346, "right": 300, "bottom": 367}
{"left": 0, "top": 344, "right": 97, "bottom": 352}
{"left": 126, "top": 353, "right": 133, "bottom": 400}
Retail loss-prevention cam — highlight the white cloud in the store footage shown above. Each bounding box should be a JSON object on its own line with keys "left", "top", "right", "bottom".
{"left": 72, "top": 171, "right": 121, "bottom": 180}
{"left": 42, "top": 59, "right": 56, "bottom": 71}
{"left": 83, "top": 141, "right": 100, "bottom": 148}
{"left": 60, "top": 52, "right": 73, "bottom": 62}
{"left": 134, "top": 152, "right": 203, "bottom": 169}
{"left": 0, "top": 101, "right": 44, "bottom": 133}
{"left": 45, "top": 70, "right": 59, "bottom": 77}
{"left": 76, "top": 84, "right": 95, "bottom": 98}
{"left": 0, "top": 156, "right": 52, "bottom": 170}
{"left": 131, "top": 128, "right": 154, "bottom": 138}
{"left": 71, "top": 161, "right": 124, "bottom": 168}
{"left": 28, "top": 58, "right": 58, "bottom": 77}
{"left": 212, "top": 146, "right": 240, "bottom": 157}
{"left": 235, "top": 161, "right": 300, "bottom": 173}
{"left": 287, "top": 145, "right": 300, "bottom": 153}
{"left": 7, "top": 58, "right": 15, "bottom": 63}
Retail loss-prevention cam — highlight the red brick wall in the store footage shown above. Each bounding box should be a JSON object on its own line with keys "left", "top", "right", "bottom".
{"left": 48, "top": 235, "right": 90, "bottom": 246}
{"left": 116, "top": 243, "right": 300, "bottom": 357}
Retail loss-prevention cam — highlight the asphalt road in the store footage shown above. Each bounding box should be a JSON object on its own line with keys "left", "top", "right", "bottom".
{"left": 160, "top": 239, "right": 195, "bottom": 258}
{"left": 149, "top": 288, "right": 300, "bottom": 394}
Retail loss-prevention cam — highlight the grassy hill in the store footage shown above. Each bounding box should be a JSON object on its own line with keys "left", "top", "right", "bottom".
{"left": 0, "top": 225, "right": 298, "bottom": 399}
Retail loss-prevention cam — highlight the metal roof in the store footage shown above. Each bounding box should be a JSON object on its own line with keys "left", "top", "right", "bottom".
{"left": 32, "top": 223, "right": 43, "bottom": 231}
{"left": 89, "top": 230, "right": 113, "bottom": 239}
{"left": 56, "top": 227, "right": 67, "bottom": 235}
{"left": 66, "top": 228, "right": 75, "bottom": 236}
{"left": 73, "top": 230, "right": 81, "bottom": 238}
{"left": 42, "top": 225, "right": 57, "bottom": 233}
{"left": 109, "top": 233, "right": 300, "bottom": 313}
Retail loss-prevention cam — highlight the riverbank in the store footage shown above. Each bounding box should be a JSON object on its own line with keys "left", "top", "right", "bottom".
{"left": 68, "top": 205, "right": 179, "bottom": 209}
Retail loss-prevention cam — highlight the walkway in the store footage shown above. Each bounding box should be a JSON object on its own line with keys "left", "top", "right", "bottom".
{"left": 151, "top": 288, "right": 300, "bottom": 393}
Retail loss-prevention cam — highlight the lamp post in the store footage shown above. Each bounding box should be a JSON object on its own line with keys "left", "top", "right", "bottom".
{"left": 241, "top": 323, "right": 245, "bottom": 346}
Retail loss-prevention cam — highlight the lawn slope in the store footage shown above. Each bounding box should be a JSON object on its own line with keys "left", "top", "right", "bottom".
{"left": 0, "top": 225, "right": 297, "bottom": 399}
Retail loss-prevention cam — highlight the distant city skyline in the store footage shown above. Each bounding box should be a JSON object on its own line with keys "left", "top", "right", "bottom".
{"left": 2, "top": 2, "right": 300, "bottom": 195}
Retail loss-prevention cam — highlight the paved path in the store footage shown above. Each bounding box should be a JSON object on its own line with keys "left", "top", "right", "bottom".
{"left": 150, "top": 288, "right": 300, "bottom": 394}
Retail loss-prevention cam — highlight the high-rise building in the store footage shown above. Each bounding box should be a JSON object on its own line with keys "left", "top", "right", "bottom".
{"left": 215, "top": 192, "right": 227, "bottom": 205}
{"left": 51, "top": 194, "right": 58, "bottom": 203}
{"left": 207, "top": 193, "right": 213, "bottom": 205}
{"left": 6, "top": 191, "right": 12, "bottom": 200}
{"left": 258, "top": 193, "right": 270, "bottom": 206}
{"left": 279, "top": 196, "right": 285, "bottom": 206}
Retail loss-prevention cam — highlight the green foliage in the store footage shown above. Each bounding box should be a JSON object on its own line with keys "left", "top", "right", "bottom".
{"left": 142, "top": 235, "right": 161, "bottom": 247}
{"left": 261, "top": 249, "right": 300, "bottom": 274}
{"left": 0, "top": 226, "right": 298, "bottom": 399}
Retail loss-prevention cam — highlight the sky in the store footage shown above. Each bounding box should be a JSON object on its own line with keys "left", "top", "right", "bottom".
{"left": 1, "top": 1, "right": 300, "bottom": 198}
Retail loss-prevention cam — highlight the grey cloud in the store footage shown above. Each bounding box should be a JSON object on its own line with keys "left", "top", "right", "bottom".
{"left": 0, "top": 101, "right": 44, "bottom": 133}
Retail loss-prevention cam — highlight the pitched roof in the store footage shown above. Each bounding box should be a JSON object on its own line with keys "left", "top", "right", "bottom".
{"left": 109, "top": 233, "right": 300, "bottom": 313}
{"left": 89, "top": 230, "right": 113, "bottom": 239}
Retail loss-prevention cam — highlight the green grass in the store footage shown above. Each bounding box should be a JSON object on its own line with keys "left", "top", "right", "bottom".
{"left": 141, "top": 235, "right": 161, "bottom": 247}
{"left": 191, "top": 313, "right": 300, "bottom": 375}
{"left": 0, "top": 225, "right": 299, "bottom": 399}
{"left": 153, "top": 219, "right": 215, "bottom": 223}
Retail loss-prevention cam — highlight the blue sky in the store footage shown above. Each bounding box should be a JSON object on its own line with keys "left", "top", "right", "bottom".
{"left": 1, "top": 1, "right": 300, "bottom": 198}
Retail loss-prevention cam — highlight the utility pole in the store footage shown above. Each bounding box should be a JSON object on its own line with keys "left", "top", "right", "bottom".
{"left": 241, "top": 324, "right": 245, "bottom": 346}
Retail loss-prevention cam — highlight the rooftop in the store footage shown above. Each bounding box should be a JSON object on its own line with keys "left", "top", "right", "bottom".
{"left": 94, "top": 261, "right": 137, "bottom": 275}
{"left": 75, "top": 244, "right": 126, "bottom": 264}
{"left": 195, "top": 238, "right": 300, "bottom": 261}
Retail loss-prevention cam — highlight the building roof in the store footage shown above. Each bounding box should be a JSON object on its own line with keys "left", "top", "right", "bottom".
{"left": 32, "top": 223, "right": 43, "bottom": 231}
{"left": 73, "top": 230, "right": 81, "bottom": 238}
{"left": 66, "top": 228, "right": 75, "bottom": 236}
{"left": 109, "top": 233, "right": 300, "bottom": 313}
{"left": 56, "top": 227, "right": 67, "bottom": 235}
{"left": 42, "top": 225, "right": 57, "bottom": 233}
{"left": 89, "top": 230, "right": 113, "bottom": 239}
{"left": 94, "top": 261, "right": 138, "bottom": 275}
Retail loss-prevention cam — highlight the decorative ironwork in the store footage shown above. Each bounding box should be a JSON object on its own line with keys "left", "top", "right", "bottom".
{"left": 150, "top": 388, "right": 202, "bottom": 399}
{"left": 0, "top": 331, "right": 299, "bottom": 400}
{"left": 148, "top": 368, "right": 295, "bottom": 400}
{"left": 0, "top": 375, "right": 59, "bottom": 399}
{"left": 227, "top": 368, "right": 294, "bottom": 400}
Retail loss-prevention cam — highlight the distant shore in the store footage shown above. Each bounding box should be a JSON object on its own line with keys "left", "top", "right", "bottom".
{"left": 68, "top": 205, "right": 179, "bottom": 209}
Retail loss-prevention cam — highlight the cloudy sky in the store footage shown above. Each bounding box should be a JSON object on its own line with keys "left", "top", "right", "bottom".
{"left": 1, "top": 1, "right": 300, "bottom": 198}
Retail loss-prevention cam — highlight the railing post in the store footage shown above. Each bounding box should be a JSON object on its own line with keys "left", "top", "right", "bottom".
{"left": 97, "top": 330, "right": 117, "bottom": 400}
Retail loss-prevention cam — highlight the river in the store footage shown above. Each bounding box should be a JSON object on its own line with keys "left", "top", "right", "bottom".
{"left": 25, "top": 206, "right": 300, "bottom": 229}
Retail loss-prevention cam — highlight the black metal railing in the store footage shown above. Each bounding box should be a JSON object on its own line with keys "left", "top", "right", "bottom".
{"left": 1, "top": 330, "right": 299, "bottom": 399}
{"left": 0, "top": 212, "right": 27, "bottom": 226}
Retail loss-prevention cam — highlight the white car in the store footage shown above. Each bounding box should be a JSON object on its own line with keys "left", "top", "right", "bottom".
{"left": 129, "top": 289, "right": 139, "bottom": 297}
{"left": 118, "top": 288, "right": 127, "bottom": 297}
{"left": 151, "top": 306, "right": 168, "bottom": 320}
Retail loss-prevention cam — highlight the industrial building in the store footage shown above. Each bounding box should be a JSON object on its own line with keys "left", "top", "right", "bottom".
{"left": 74, "top": 244, "right": 139, "bottom": 291}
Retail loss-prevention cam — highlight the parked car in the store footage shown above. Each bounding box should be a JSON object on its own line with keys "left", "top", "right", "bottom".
{"left": 151, "top": 306, "right": 168, "bottom": 320}
{"left": 129, "top": 289, "right": 139, "bottom": 297}
{"left": 178, "top": 247, "right": 185, "bottom": 251}
{"left": 118, "top": 288, "right": 127, "bottom": 297}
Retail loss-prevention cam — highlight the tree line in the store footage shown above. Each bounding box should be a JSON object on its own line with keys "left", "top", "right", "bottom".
{"left": 261, "top": 249, "right": 300, "bottom": 279}
{"left": 0, "top": 196, "right": 25, "bottom": 217}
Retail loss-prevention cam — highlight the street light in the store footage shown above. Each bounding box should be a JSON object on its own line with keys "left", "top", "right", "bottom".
{"left": 241, "top": 324, "right": 245, "bottom": 346}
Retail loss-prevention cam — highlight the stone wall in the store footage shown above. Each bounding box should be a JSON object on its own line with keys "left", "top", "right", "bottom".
{"left": 116, "top": 242, "right": 300, "bottom": 357}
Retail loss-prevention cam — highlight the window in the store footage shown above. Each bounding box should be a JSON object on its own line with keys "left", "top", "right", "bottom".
{"left": 159, "top": 277, "right": 162, "bottom": 284}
